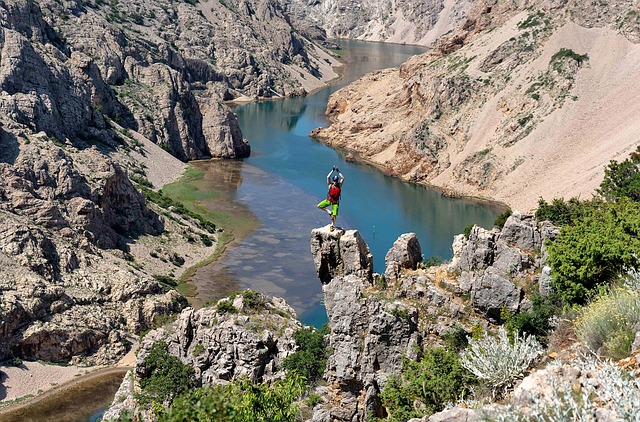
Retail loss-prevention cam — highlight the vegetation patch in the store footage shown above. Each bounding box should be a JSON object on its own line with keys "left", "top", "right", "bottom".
{"left": 282, "top": 324, "right": 329, "bottom": 385}
{"left": 381, "top": 347, "right": 476, "bottom": 420}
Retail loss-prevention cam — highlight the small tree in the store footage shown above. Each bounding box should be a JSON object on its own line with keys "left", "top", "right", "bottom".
{"left": 598, "top": 146, "right": 640, "bottom": 202}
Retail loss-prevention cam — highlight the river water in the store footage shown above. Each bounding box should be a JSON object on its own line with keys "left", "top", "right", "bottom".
{"left": 193, "top": 40, "right": 502, "bottom": 327}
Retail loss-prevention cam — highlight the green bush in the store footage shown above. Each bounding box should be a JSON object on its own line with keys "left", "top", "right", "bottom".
{"left": 216, "top": 300, "right": 237, "bottom": 314}
{"left": 535, "top": 196, "right": 588, "bottom": 226}
{"left": 282, "top": 324, "right": 329, "bottom": 385}
{"left": 381, "top": 347, "right": 476, "bottom": 420}
{"left": 547, "top": 198, "right": 640, "bottom": 304}
{"left": 442, "top": 325, "right": 470, "bottom": 351}
{"left": 463, "top": 224, "right": 474, "bottom": 239}
{"left": 494, "top": 209, "right": 512, "bottom": 229}
{"left": 597, "top": 145, "right": 640, "bottom": 202}
{"left": 503, "top": 293, "right": 561, "bottom": 345}
{"left": 575, "top": 287, "right": 640, "bottom": 359}
{"left": 159, "top": 373, "right": 306, "bottom": 422}
{"left": 137, "top": 341, "right": 196, "bottom": 405}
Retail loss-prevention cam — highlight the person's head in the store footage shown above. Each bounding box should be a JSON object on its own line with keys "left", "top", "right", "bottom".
{"left": 332, "top": 175, "right": 340, "bottom": 185}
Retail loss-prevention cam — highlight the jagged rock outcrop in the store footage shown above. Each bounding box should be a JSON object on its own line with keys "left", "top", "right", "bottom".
{"left": 384, "top": 232, "right": 422, "bottom": 281}
{"left": 103, "top": 292, "right": 301, "bottom": 420}
{"left": 311, "top": 226, "right": 422, "bottom": 420}
{"left": 285, "top": 0, "right": 471, "bottom": 46}
{"left": 450, "top": 212, "right": 558, "bottom": 320}
{"left": 312, "top": 0, "right": 640, "bottom": 210}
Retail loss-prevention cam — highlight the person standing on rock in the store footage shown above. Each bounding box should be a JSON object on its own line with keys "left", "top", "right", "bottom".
{"left": 317, "top": 166, "right": 344, "bottom": 231}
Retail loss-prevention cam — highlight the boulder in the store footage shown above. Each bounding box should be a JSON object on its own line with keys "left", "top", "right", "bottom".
{"left": 384, "top": 232, "right": 422, "bottom": 282}
{"left": 471, "top": 267, "right": 522, "bottom": 321}
{"left": 310, "top": 226, "right": 373, "bottom": 284}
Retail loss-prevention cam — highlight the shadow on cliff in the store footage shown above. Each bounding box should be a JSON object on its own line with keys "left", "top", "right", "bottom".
{"left": 0, "top": 369, "right": 7, "bottom": 400}
{"left": 0, "top": 128, "right": 20, "bottom": 165}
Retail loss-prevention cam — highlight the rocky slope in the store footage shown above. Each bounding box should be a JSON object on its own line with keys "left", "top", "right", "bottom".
{"left": 285, "top": 0, "right": 471, "bottom": 46}
{"left": 0, "top": 0, "right": 340, "bottom": 365}
{"left": 311, "top": 0, "right": 640, "bottom": 211}
{"left": 102, "top": 292, "right": 301, "bottom": 420}
{"left": 0, "top": 119, "right": 193, "bottom": 364}
{"left": 308, "top": 215, "right": 555, "bottom": 420}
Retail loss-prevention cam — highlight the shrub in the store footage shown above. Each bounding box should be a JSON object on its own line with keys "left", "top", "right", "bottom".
{"left": 463, "top": 224, "right": 474, "bottom": 239}
{"left": 216, "top": 299, "right": 237, "bottom": 314}
{"left": 575, "top": 286, "right": 640, "bottom": 359}
{"left": 282, "top": 324, "right": 329, "bottom": 384}
{"left": 381, "top": 347, "right": 476, "bottom": 420}
{"left": 498, "top": 358, "right": 640, "bottom": 420}
{"left": 503, "top": 293, "right": 561, "bottom": 345}
{"left": 460, "top": 327, "right": 543, "bottom": 396}
{"left": 535, "top": 197, "right": 587, "bottom": 226}
{"left": 159, "top": 373, "right": 306, "bottom": 422}
{"left": 546, "top": 198, "right": 640, "bottom": 304}
{"left": 137, "top": 341, "right": 196, "bottom": 405}
{"left": 442, "top": 325, "right": 470, "bottom": 352}
{"left": 597, "top": 145, "right": 640, "bottom": 202}
{"left": 494, "top": 209, "right": 512, "bottom": 229}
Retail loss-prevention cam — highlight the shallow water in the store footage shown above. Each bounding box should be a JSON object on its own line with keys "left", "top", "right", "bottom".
{"left": 0, "top": 369, "right": 127, "bottom": 422}
{"left": 192, "top": 40, "right": 502, "bottom": 327}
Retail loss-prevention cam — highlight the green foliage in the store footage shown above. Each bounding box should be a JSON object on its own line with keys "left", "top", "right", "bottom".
{"left": 421, "top": 256, "right": 444, "bottom": 268}
{"left": 575, "top": 286, "right": 640, "bottom": 359}
{"left": 282, "top": 324, "right": 329, "bottom": 385}
{"left": 550, "top": 48, "right": 589, "bottom": 68}
{"left": 597, "top": 146, "right": 640, "bottom": 202}
{"left": 228, "top": 289, "right": 266, "bottom": 310}
{"left": 159, "top": 373, "right": 306, "bottom": 422}
{"left": 216, "top": 299, "right": 237, "bottom": 314}
{"left": 518, "top": 11, "right": 545, "bottom": 29}
{"left": 442, "top": 325, "right": 470, "bottom": 352}
{"left": 137, "top": 341, "right": 196, "bottom": 405}
{"left": 153, "top": 274, "right": 178, "bottom": 290}
{"left": 502, "top": 293, "right": 561, "bottom": 345}
{"left": 547, "top": 198, "right": 640, "bottom": 304}
{"left": 463, "top": 223, "right": 474, "bottom": 239}
{"left": 141, "top": 187, "right": 217, "bottom": 233}
{"left": 131, "top": 175, "right": 153, "bottom": 188}
{"left": 381, "top": 347, "right": 476, "bottom": 420}
{"left": 494, "top": 209, "right": 512, "bottom": 229}
{"left": 535, "top": 197, "right": 588, "bottom": 226}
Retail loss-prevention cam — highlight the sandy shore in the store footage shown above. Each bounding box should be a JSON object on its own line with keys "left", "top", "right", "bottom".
{"left": 0, "top": 347, "right": 135, "bottom": 413}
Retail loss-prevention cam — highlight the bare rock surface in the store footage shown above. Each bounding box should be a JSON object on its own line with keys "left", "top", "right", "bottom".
{"left": 103, "top": 292, "right": 302, "bottom": 420}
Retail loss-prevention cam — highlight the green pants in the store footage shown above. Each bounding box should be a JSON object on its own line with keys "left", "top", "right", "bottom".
{"left": 318, "top": 200, "right": 339, "bottom": 217}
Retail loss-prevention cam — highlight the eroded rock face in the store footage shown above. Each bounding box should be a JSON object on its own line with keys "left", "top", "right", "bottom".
{"left": 450, "top": 212, "right": 558, "bottom": 321}
{"left": 104, "top": 293, "right": 301, "bottom": 420}
{"left": 310, "top": 225, "right": 374, "bottom": 284}
{"left": 384, "top": 232, "right": 422, "bottom": 282}
{"left": 286, "top": 0, "right": 471, "bottom": 46}
{"left": 311, "top": 228, "right": 421, "bottom": 420}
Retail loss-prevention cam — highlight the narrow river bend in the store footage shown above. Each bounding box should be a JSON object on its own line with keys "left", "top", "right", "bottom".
{"left": 193, "top": 40, "right": 501, "bottom": 326}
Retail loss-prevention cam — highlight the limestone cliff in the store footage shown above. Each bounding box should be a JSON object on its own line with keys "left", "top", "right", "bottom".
{"left": 312, "top": 0, "right": 640, "bottom": 211}
{"left": 103, "top": 292, "right": 301, "bottom": 420}
{"left": 309, "top": 216, "right": 556, "bottom": 420}
{"left": 285, "top": 0, "right": 471, "bottom": 46}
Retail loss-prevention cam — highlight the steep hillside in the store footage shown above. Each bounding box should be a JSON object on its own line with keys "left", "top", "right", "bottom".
{"left": 285, "top": 0, "right": 471, "bottom": 46}
{"left": 312, "top": 0, "right": 640, "bottom": 211}
{"left": 0, "top": 0, "right": 340, "bottom": 364}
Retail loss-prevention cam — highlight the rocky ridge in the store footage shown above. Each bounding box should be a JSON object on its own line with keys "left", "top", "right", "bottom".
{"left": 285, "top": 0, "right": 471, "bottom": 46}
{"left": 308, "top": 213, "right": 555, "bottom": 420}
{"left": 311, "top": 0, "right": 640, "bottom": 210}
{"left": 103, "top": 292, "right": 302, "bottom": 420}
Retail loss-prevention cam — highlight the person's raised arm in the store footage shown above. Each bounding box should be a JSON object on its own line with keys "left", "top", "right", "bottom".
{"left": 326, "top": 169, "right": 334, "bottom": 185}
{"left": 337, "top": 169, "right": 344, "bottom": 186}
